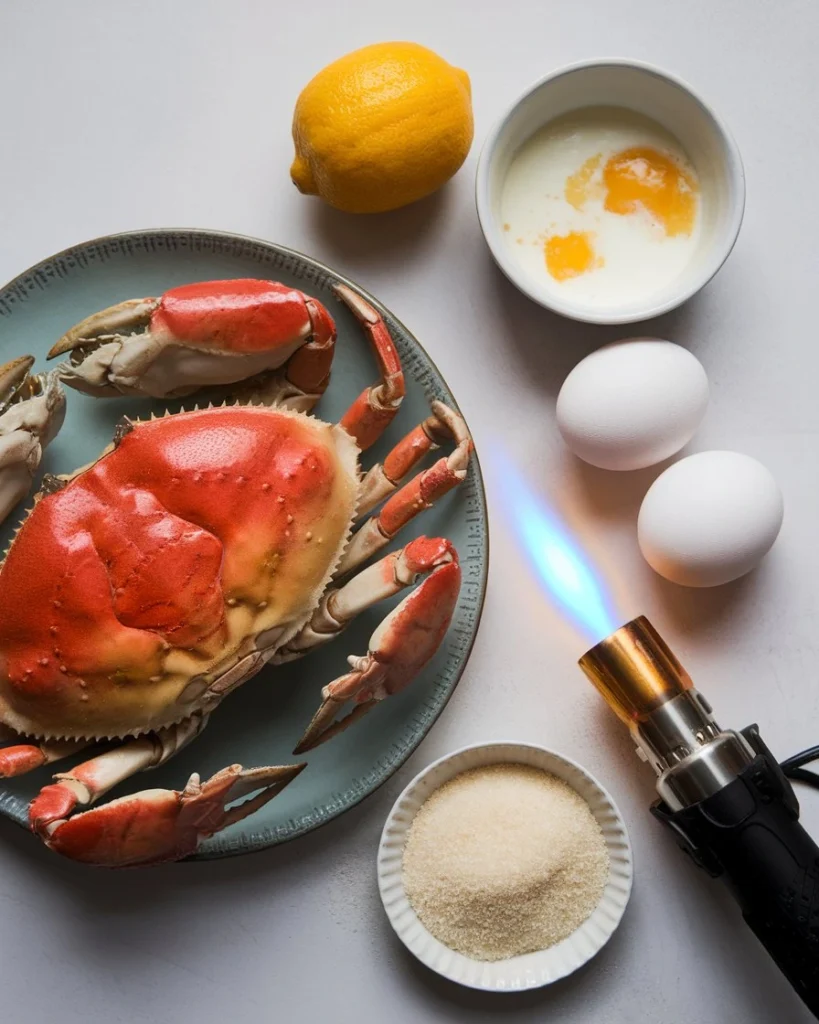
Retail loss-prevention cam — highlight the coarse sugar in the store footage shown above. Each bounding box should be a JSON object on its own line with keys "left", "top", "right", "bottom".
{"left": 402, "top": 763, "right": 609, "bottom": 961}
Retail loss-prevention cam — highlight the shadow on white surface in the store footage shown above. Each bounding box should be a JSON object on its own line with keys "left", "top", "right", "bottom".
{"left": 564, "top": 454, "right": 674, "bottom": 521}
{"left": 304, "top": 188, "right": 456, "bottom": 272}
{"left": 377, "top": 870, "right": 809, "bottom": 1022}
{"left": 646, "top": 564, "right": 768, "bottom": 634}
{"left": 482, "top": 249, "right": 715, "bottom": 397}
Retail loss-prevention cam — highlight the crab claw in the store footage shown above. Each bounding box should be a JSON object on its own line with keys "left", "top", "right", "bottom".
{"left": 36, "top": 763, "right": 306, "bottom": 867}
{"left": 48, "top": 279, "right": 336, "bottom": 401}
{"left": 294, "top": 541, "right": 461, "bottom": 753}
{"left": 0, "top": 355, "right": 35, "bottom": 396}
{"left": 0, "top": 358, "right": 66, "bottom": 524}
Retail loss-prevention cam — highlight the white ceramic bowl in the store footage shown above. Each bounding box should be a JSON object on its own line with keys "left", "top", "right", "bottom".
{"left": 476, "top": 59, "right": 746, "bottom": 324}
{"left": 377, "top": 742, "right": 633, "bottom": 991}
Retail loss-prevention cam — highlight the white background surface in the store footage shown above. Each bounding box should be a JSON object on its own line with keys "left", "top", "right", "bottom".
{"left": 0, "top": 2, "right": 817, "bottom": 1022}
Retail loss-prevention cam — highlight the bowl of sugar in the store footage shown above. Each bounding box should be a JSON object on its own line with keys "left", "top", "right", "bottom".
{"left": 476, "top": 59, "right": 745, "bottom": 324}
{"left": 377, "top": 742, "right": 632, "bottom": 991}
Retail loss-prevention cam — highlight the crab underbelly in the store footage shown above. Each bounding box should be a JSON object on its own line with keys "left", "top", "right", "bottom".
{"left": 77, "top": 337, "right": 307, "bottom": 399}
{"left": 0, "top": 406, "right": 360, "bottom": 740}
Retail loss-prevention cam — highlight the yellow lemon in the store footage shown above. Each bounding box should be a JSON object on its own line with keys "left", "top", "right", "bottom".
{"left": 291, "top": 42, "right": 473, "bottom": 214}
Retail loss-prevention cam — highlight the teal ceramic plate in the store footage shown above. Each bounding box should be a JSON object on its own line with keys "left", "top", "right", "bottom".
{"left": 0, "top": 229, "right": 488, "bottom": 860}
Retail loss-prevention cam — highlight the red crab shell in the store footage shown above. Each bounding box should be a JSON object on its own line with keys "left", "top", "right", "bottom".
{"left": 149, "top": 279, "right": 334, "bottom": 353}
{"left": 0, "top": 405, "right": 359, "bottom": 740}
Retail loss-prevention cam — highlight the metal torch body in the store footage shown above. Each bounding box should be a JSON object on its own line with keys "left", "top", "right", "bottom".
{"left": 581, "top": 617, "right": 819, "bottom": 1018}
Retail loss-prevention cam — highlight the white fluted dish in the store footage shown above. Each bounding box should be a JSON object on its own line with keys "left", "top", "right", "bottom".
{"left": 378, "top": 742, "right": 633, "bottom": 991}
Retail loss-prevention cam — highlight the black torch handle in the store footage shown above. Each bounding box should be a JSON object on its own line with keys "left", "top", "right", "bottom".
{"left": 654, "top": 749, "right": 819, "bottom": 1017}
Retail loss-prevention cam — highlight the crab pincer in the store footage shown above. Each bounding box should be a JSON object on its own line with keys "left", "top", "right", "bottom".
{"left": 34, "top": 763, "right": 306, "bottom": 867}
{"left": 290, "top": 536, "right": 462, "bottom": 753}
{"left": 0, "top": 356, "right": 66, "bottom": 525}
{"left": 48, "top": 278, "right": 338, "bottom": 404}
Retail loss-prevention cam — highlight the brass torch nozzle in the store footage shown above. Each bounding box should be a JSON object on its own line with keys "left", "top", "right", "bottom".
{"left": 579, "top": 616, "right": 754, "bottom": 808}
{"left": 579, "top": 616, "right": 693, "bottom": 726}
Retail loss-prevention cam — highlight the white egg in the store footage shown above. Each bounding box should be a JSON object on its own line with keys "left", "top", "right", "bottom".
{"left": 638, "top": 451, "right": 784, "bottom": 588}
{"left": 556, "top": 339, "right": 709, "bottom": 471}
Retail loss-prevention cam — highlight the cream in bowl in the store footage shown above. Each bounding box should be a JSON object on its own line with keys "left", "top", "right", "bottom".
{"left": 477, "top": 60, "right": 745, "bottom": 324}
{"left": 378, "top": 742, "right": 632, "bottom": 991}
{"left": 502, "top": 107, "right": 701, "bottom": 303}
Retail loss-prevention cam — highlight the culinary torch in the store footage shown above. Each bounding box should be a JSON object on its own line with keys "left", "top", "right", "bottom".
{"left": 580, "top": 616, "right": 819, "bottom": 1017}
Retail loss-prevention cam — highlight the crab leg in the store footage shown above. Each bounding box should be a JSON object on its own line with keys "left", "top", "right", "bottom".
{"left": 279, "top": 536, "right": 455, "bottom": 659}
{"left": 29, "top": 716, "right": 209, "bottom": 835}
{"left": 23, "top": 714, "right": 306, "bottom": 866}
{"left": 38, "top": 763, "right": 306, "bottom": 867}
{"left": 357, "top": 401, "right": 471, "bottom": 517}
{"left": 334, "top": 284, "right": 405, "bottom": 450}
{"left": 282, "top": 296, "right": 337, "bottom": 404}
{"left": 336, "top": 421, "right": 472, "bottom": 578}
{"left": 294, "top": 538, "right": 460, "bottom": 753}
{"left": 0, "top": 737, "right": 89, "bottom": 778}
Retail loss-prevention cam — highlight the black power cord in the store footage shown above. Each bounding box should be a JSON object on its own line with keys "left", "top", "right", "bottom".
{"left": 780, "top": 745, "right": 819, "bottom": 792}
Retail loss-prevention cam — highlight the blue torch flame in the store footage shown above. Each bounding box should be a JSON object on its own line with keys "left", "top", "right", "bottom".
{"left": 496, "top": 452, "right": 619, "bottom": 644}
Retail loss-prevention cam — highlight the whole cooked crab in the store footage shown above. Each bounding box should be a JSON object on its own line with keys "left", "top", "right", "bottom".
{"left": 0, "top": 279, "right": 472, "bottom": 866}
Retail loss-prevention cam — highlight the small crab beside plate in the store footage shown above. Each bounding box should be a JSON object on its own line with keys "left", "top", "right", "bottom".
{"left": 0, "top": 231, "right": 488, "bottom": 864}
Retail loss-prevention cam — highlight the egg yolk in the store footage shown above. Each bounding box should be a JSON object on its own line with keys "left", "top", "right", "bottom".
{"left": 603, "top": 147, "right": 698, "bottom": 236}
{"left": 544, "top": 231, "right": 600, "bottom": 281}
{"left": 565, "top": 153, "right": 603, "bottom": 210}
